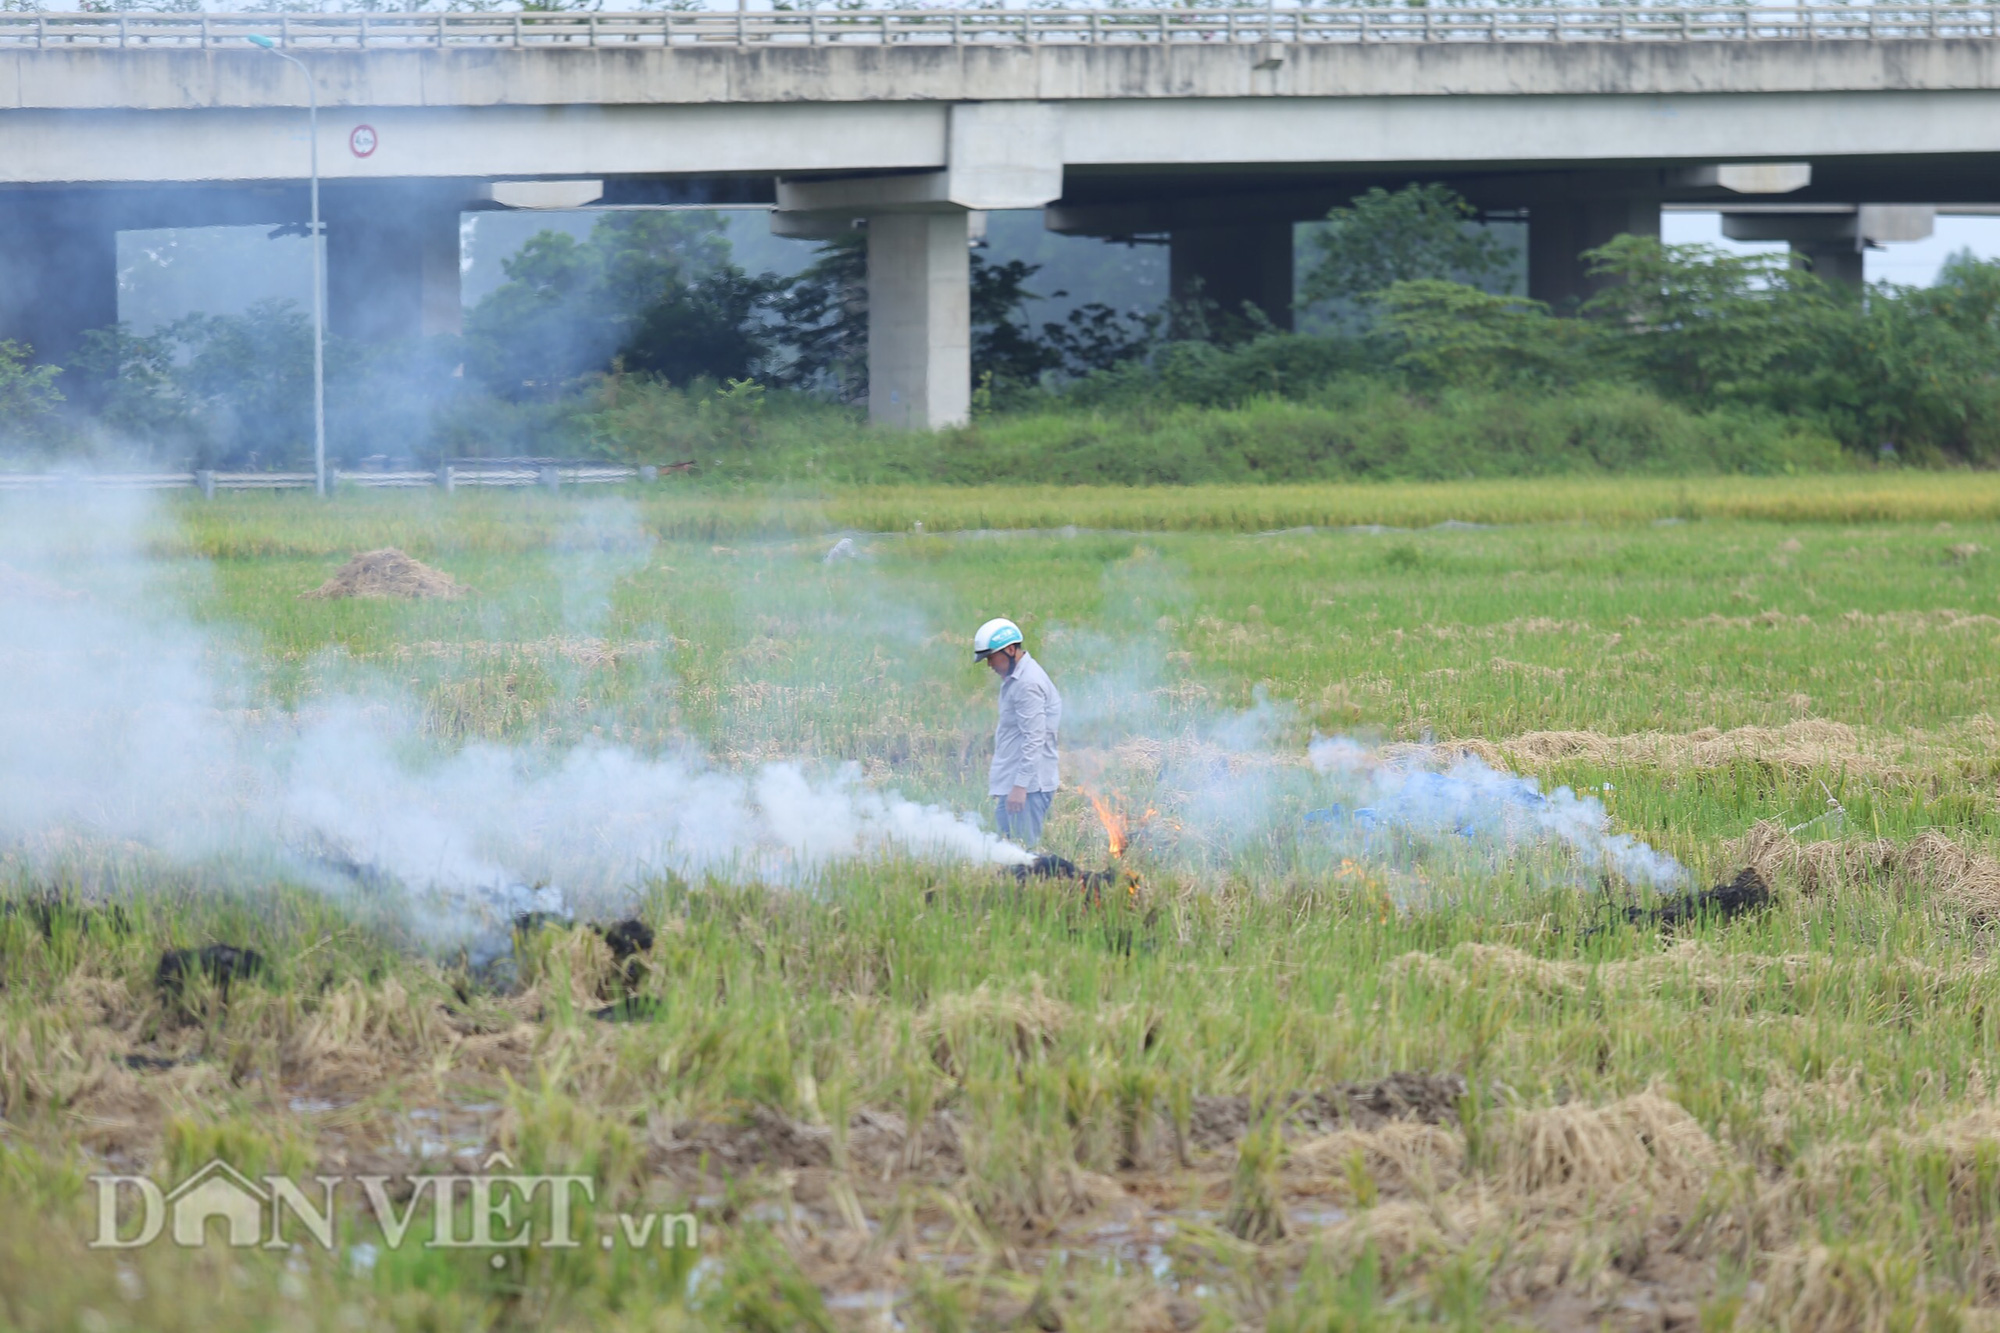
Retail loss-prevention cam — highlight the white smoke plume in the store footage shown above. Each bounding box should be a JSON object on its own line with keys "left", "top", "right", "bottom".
{"left": 1306, "top": 736, "right": 1688, "bottom": 891}
{"left": 1039, "top": 544, "right": 1689, "bottom": 898}
{"left": 1, "top": 497, "right": 1687, "bottom": 945}
{"left": 1054, "top": 704, "right": 1688, "bottom": 900}
{"left": 0, "top": 492, "right": 1029, "bottom": 948}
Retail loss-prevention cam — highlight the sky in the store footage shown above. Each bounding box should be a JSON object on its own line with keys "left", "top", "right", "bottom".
{"left": 1662, "top": 209, "right": 2000, "bottom": 286}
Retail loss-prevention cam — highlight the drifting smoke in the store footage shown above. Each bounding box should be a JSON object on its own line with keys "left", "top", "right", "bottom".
{"left": 1306, "top": 737, "right": 1688, "bottom": 891}
{"left": 1041, "top": 542, "right": 1688, "bottom": 898}
{"left": 0, "top": 502, "right": 1686, "bottom": 945}
{"left": 1056, "top": 695, "right": 1687, "bottom": 899}
{"left": 0, "top": 492, "right": 1029, "bottom": 950}
{"left": 282, "top": 714, "right": 1032, "bottom": 929}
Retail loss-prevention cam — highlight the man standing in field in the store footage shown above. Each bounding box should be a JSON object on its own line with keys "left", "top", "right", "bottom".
{"left": 973, "top": 617, "right": 1062, "bottom": 848}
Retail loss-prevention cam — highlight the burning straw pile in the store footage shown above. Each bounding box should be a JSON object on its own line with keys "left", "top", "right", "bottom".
{"left": 1013, "top": 787, "right": 1154, "bottom": 900}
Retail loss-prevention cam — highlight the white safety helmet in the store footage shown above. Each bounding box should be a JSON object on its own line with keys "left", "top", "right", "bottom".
{"left": 972, "top": 617, "right": 1024, "bottom": 662}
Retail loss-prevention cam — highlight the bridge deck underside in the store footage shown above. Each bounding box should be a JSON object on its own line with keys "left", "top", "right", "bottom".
{"left": 7, "top": 25, "right": 1999, "bottom": 425}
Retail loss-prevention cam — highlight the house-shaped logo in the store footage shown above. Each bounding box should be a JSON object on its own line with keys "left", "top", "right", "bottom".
{"left": 165, "top": 1160, "right": 270, "bottom": 1248}
{"left": 89, "top": 1154, "right": 684, "bottom": 1253}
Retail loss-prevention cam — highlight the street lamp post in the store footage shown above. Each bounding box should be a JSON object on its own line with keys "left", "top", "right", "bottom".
{"left": 248, "top": 33, "right": 327, "bottom": 498}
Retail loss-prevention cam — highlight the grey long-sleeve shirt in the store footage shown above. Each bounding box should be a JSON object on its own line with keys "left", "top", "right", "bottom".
{"left": 989, "top": 651, "right": 1062, "bottom": 796}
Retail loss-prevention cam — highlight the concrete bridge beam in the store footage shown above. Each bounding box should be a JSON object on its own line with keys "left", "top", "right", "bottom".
{"left": 770, "top": 185, "right": 976, "bottom": 428}
{"left": 325, "top": 182, "right": 477, "bottom": 343}
{"left": 1721, "top": 204, "right": 1935, "bottom": 287}
{"left": 0, "top": 194, "right": 116, "bottom": 381}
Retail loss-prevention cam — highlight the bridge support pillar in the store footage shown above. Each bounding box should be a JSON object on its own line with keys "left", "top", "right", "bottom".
{"left": 0, "top": 193, "right": 118, "bottom": 379}
{"left": 326, "top": 185, "right": 469, "bottom": 343}
{"left": 1170, "top": 223, "right": 1294, "bottom": 331}
{"left": 776, "top": 105, "right": 1062, "bottom": 429}
{"left": 1720, "top": 206, "right": 1934, "bottom": 289}
{"left": 1789, "top": 240, "right": 1865, "bottom": 288}
{"left": 1527, "top": 195, "right": 1659, "bottom": 312}
{"left": 867, "top": 210, "right": 972, "bottom": 431}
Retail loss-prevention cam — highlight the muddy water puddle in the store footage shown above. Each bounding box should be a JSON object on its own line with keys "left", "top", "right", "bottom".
{"left": 1053, "top": 1200, "right": 1345, "bottom": 1275}
{"left": 391, "top": 1105, "right": 495, "bottom": 1162}
{"left": 297, "top": 1097, "right": 501, "bottom": 1168}
{"left": 808, "top": 1197, "right": 1350, "bottom": 1328}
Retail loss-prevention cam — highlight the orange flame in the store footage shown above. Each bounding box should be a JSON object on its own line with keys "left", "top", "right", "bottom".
{"left": 1085, "top": 788, "right": 1129, "bottom": 859}
{"left": 1082, "top": 788, "right": 1156, "bottom": 863}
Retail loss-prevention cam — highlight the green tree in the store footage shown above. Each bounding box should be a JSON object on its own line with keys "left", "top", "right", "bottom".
{"left": 463, "top": 211, "right": 770, "bottom": 399}
{"left": 1039, "top": 299, "right": 1159, "bottom": 379}
{"left": 622, "top": 268, "right": 782, "bottom": 385}
{"left": 1373, "top": 279, "right": 1583, "bottom": 390}
{"left": 461, "top": 229, "right": 599, "bottom": 397}
{"left": 0, "top": 339, "right": 64, "bottom": 447}
{"left": 1301, "top": 184, "right": 1513, "bottom": 310}
{"left": 168, "top": 300, "right": 320, "bottom": 467}
{"left": 1822, "top": 253, "right": 2000, "bottom": 462}
{"left": 70, "top": 324, "right": 201, "bottom": 459}
{"left": 1580, "top": 234, "right": 1853, "bottom": 403}
{"left": 970, "top": 254, "right": 1065, "bottom": 391}
{"left": 972, "top": 252, "right": 1161, "bottom": 396}
{"left": 769, "top": 231, "right": 868, "bottom": 401}
{"left": 71, "top": 305, "right": 464, "bottom": 470}
{"left": 1580, "top": 236, "right": 2000, "bottom": 462}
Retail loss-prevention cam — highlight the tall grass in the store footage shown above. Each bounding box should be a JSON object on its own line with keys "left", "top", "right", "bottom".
{"left": 577, "top": 376, "right": 1841, "bottom": 487}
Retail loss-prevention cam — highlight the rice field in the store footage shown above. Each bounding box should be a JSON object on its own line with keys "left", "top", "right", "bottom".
{"left": 157, "top": 473, "right": 2000, "bottom": 556}
{"left": 4, "top": 477, "right": 2000, "bottom": 1332}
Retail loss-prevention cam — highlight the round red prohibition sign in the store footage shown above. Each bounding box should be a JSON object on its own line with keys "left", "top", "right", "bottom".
{"left": 349, "top": 124, "right": 378, "bottom": 158}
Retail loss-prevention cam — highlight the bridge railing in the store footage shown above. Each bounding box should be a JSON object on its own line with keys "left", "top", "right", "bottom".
{"left": 1, "top": 5, "right": 1996, "bottom": 49}
{"left": 0, "top": 463, "right": 669, "bottom": 494}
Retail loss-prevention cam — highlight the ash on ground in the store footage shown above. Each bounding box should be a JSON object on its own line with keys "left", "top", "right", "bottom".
{"left": 1630, "top": 865, "right": 1773, "bottom": 929}
{"left": 156, "top": 943, "right": 265, "bottom": 1004}
{"left": 1013, "top": 853, "right": 1123, "bottom": 895}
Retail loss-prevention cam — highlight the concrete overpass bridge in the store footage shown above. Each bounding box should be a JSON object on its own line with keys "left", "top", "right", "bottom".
{"left": 5, "top": 5, "right": 1999, "bottom": 426}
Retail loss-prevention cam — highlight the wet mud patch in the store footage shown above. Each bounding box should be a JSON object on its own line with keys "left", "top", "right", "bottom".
{"left": 1188, "top": 1071, "right": 1468, "bottom": 1151}
{"left": 642, "top": 1073, "right": 1466, "bottom": 1191}
{"left": 311, "top": 1099, "right": 503, "bottom": 1186}
{"left": 659, "top": 1105, "right": 966, "bottom": 1186}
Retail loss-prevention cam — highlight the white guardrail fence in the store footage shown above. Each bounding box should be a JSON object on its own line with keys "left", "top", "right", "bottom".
{"left": 0, "top": 6, "right": 1995, "bottom": 49}
{"left": 0, "top": 463, "right": 674, "bottom": 495}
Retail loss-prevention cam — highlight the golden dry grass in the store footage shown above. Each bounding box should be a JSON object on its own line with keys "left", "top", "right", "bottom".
{"left": 1497, "top": 1092, "right": 1721, "bottom": 1197}
{"left": 300, "top": 548, "right": 467, "bottom": 600}
{"left": 1737, "top": 821, "right": 2000, "bottom": 920}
